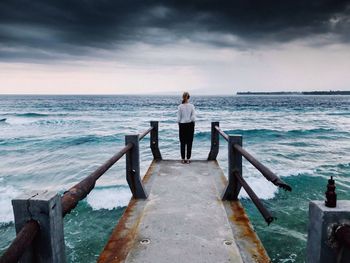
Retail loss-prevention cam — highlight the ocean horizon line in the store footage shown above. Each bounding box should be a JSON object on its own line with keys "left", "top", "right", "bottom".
{"left": 0, "top": 91, "right": 349, "bottom": 96}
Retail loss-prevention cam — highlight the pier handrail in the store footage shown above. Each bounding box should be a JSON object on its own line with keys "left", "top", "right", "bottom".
{"left": 0, "top": 220, "right": 40, "bottom": 263}
{"left": 215, "top": 126, "right": 229, "bottom": 141}
{"left": 233, "top": 144, "right": 292, "bottom": 191}
{"left": 61, "top": 142, "right": 134, "bottom": 216}
{"left": 62, "top": 124, "right": 155, "bottom": 215}
{"left": 214, "top": 125, "right": 291, "bottom": 191}
{"left": 139, "top": 127, "right": 153, "bottom": 141}
{"left": 233, "top": 171, "right": 275, "bottom": 225}
{"left": 208, "top": 122, "right": 292, "bottom": 224}
{"left": 1, "top": 122, "right": 161, "bottom": 263}
{"left": 1, "top": 143, "right": 136, "bottom": 263}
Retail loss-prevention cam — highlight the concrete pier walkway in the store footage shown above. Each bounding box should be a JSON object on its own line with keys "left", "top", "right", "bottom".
{"left": 98, "top": 160, "right": 270, "bottom": 263}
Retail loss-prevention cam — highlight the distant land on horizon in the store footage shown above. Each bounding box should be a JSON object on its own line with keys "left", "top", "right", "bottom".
{"left": 236, "top": 91, "right": 350, "bottom": 95}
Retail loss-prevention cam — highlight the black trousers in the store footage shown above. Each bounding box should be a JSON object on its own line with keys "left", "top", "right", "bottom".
{"left": 179, "top": 122, "right": 195, "bottom": 159}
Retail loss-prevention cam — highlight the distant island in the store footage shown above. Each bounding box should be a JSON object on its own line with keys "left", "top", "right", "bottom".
{"left": 237, "top": 91, "right": 350, "bottom": 95}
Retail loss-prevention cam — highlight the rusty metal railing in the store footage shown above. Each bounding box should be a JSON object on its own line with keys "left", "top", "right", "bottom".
{"left": 0, "top": 122, "right": 160, "bottom": 263}
{"left": 233, "top": 143, "right": 292, "bottom": 191}
{"left": 61, "top": 142, "right": 134, "bottom": 216}
{"left": 215, "top": 126, "right": 229, "bottom": 141}
{"left": 233, "top": 171, "right": 275, "bottom": 225}
{"left": 139, "top": 127, "right": 153, "bottom": 141}
{"left": 0, "top": 220, "right": 40, "bottom": 263}
{"left": 207, "top": 122, "right": 292, "bottom": 224}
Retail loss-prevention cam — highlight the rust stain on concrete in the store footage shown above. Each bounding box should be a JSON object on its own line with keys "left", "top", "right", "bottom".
{"left": 98, "top": 199, "right": 143, "bottom": 263}
{"left": 229, "top": 201, "right": 271, "bottom": 263}
{"left": 98, "top": 161, "right": 157, "bottom": 263}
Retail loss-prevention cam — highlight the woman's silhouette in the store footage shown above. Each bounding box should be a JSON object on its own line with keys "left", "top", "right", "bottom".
{"left": 177, "top": 92, "right": 196, "bottom": 164}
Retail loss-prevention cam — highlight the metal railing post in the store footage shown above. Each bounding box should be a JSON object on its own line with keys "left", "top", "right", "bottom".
{"left": 150, "top": 121, "right": 162, "bottom": 160}
{"left": 208, "top": 122, "right": 219, "bottom": 160}
{"left": 12, "top": 191, "right": 65, "bottom": 263}
{"left": 222, "top": 135, "right": 242, "bottom": 200}
{"left": 125, "top": 135, "right": 147, "bottom": 199}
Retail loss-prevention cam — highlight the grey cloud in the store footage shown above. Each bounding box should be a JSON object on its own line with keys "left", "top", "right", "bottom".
{"left": 0, "top": 0, "right": 350, "bottom": 61}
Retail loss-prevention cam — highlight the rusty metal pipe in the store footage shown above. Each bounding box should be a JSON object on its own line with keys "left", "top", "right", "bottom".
{"left": 139, "top": 127, "right": 153, "bottom": 141}
{"left": 233, "top": 144, "right": 292, "bottom": 191}
{"left": 213, "top": 125, "right": 291, "bottom": 191}
{"left": 214, "top": 126, "right": 229, "bottom": 142}
{"left": 0, "top": 220, "right": 40, "bottom": 263}
{"left": 233, "top": 171, "right": 275, "bottom": 225}
{"left": 335, "top": 225, "right": 350, "bottom": 249}
{"left": 61, "top": 142, "right": 133, "bottom": 216}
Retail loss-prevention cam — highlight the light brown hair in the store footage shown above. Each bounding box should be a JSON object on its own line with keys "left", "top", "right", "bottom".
{"left": 182, "top": 92, "right": 190, "bottom": 104}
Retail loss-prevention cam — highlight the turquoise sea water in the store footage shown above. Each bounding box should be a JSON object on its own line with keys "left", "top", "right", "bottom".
{"left": 0, "top": 95, "right": 349, "bottom": 262}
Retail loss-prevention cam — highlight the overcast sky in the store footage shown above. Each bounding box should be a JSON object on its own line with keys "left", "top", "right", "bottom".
{"left": 0, "top": 0, "right": 350, "bottom": 94}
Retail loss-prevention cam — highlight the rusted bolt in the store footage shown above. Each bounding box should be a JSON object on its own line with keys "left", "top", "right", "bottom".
{"left": 223, "top": 240, "right": 233, "bottom": 246}
{"left": 140, "top": 238, "right": 150, "bottom": 245}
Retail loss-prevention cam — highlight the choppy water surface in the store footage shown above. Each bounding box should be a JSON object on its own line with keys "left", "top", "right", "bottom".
{"left": 0, "top": 95, "right": 349, "bottom": 262}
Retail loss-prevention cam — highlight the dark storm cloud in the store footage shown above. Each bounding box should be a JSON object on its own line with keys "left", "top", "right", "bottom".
{"left": 0, "top": 0, "right": 350, "bottom": 60}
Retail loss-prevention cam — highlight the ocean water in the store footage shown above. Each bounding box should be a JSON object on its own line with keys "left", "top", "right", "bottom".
{"left": 0, "top": 95, "right": 349, "bottom": 262}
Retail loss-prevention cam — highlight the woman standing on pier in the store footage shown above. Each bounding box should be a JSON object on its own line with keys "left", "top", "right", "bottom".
{"left": 177, "top": 92, "right": 196, "bottom": 164}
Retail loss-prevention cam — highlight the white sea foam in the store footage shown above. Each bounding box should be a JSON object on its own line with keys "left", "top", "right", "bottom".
{"left": 5, "top": 117, "right": 35, "bottom": 125}
{"left": 238, "top": 175, "right": 278, "bottom": 200}
{"left": 219, "top": 162, "right": 288, "bottom": 200}
{"left": 0, "top": 185, "right": 20, "bottom": 223}
{"left": 86, "top": 186, "right": 131, "bottom": 210}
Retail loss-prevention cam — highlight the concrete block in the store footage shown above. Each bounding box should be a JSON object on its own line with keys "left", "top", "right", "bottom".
{"left": 12, "top": 190, "right": 66, "bottom": 263}
{"left": 307, "top": 200, "right": 350, "bottom": 263}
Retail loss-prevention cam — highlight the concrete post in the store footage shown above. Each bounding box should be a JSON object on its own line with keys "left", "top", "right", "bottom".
{"left": 12, "top": 191, "right": 66, "bottom": 263}
{"left": 307, "top": 200, "right": 350, "bottom": 263}
{"left": 222, "top": 135, "right": 242, "bottom": 200}
{"left": 208, "top": 122, "right": 219, "bottom": 160}
{"left": 125, "top": 135, "right": 147, "bottom": 199}
{"left": 150, "top": 121, "right": 162, "bottom": 160}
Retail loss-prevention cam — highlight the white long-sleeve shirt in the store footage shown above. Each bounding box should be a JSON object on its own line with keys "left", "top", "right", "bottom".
{"left": 177, "top": 103, "right": 196, "bottom": 123}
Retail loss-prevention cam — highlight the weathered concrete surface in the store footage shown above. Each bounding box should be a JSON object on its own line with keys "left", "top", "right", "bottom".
{"left": 12, "top": 191, "right": 66, "bottom": 263}
{"left": 99, "top": 160, "right": 270, "bottom": 263}
{"left": 209, "top": 162, "right": 270, "bottom": 263}
{"left": 307, "top": 200, "right": 350, "bottom": 263}
{"left": 98, "top": 161, "right": 159, "bottom": 263}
